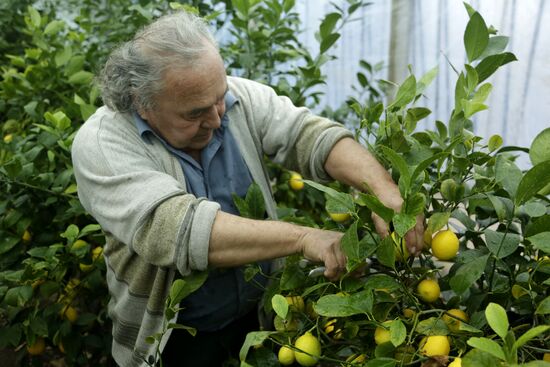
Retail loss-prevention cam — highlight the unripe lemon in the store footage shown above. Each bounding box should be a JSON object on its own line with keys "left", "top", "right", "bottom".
{"left": 27, "top": 337, "right": 46, "bottom": 355}
{"left": 79, "top": 262, "right": 94, "bottom": 272}
{"left": 420, "top": 335, "right": 450, "bottom": 356}
{"left": 402, "top": 308, "right": 416, "bottom": 319}
{"left": 448, "top": 357, "right": 462, "bottom": 367}
{"left": 346, "top": 353, "right": 367, "bottom": 364}
{"left": 329, "top": 212, "right": 351, "bottom": 222}
{"left": 294, "top": 332, "right": 321, "bottom": 366}
{"left": 374, "top": 321, "right": 392, "bottom": 345}
{"left": 278, "top": 345, "right": 295, "bottom": 365}
{"left": 431, "top": 230, "right": 459, "bottom": 260}
{"left": 443, "top": 309, "right": 468, "bottom": 333}
{"left": 92, "top": 246, "right": 103, "bottom": 261}
{"left": 22, "top": 229, "right": 32, "bottom": 243}
{"left": 289, "top": 172, "right": 304, "bottom": 190}
{"left": 511, "top": 284, "right": 528, "bottom": 299}
{"left": 60, "top": 305, "right": 78, "bottom": 323}
{"left": 417, "top": 279, "right": 440, "bottom": 303}
{"left": 71, "top": 239, "right": 88, "bottom": 251}
{"left": 286, "top": 295, "right": 305, "bottom": 312}
{"left": 391, "top": 232, "right": 409, "bottom": 261}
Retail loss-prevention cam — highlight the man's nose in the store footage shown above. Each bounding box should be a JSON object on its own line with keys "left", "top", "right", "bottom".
{"left": 201, "top": 105, "right": 223, "bottom": 129}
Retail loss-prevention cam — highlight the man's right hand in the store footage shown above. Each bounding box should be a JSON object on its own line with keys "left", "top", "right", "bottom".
{"left": 297, "top": 228, "right": 346, "bottom": 281}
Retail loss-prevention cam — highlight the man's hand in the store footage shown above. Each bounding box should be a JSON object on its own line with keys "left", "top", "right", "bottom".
{"left": 297, "top": 228, "right": 346, "bottom": 281}
{"left": 372, "top": 212, "right": 425, "bottom": 256}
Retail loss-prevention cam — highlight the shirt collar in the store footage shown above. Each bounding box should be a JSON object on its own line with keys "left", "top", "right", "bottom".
{"left": 133, "top": 90, "right": 238, "bottom": 138}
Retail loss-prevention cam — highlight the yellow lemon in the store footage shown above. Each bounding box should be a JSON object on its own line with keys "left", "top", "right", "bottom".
{"left": 22, "top": 229, "right": 32, "bottom": 243}
{"left": 346, "top": 353, "right": 367, "bottom": 364}
{"left": 448, "top": 357, "right": 462, "bottom": 367}
{"left": 92, "top": 246, "right": 103, "bottom": 261}
{"left": 278, "top": 345, "right": 295, "bottom": 366}
{"left": 420, "top": 335, "right": 450, "bottom": 356}
{"left": 79, "top": 262, "right": 94, "bottom": 272}
{"left": 391, "top": 232, "right": 409, "bottom": 261}
{"left": 443, "top": 309, "right": 468, "bottom": 333}
{"left": 58, "top": 342, "right": 65, "bottom": 354}
{"left": 27, "top": 337, "right": 46, "bottom": 355}
{"left": 374, "top": 321, "right": 392, "bottom": 345}
{"left": 289, "top": 172, "right": 305, "bottom": 191}
{"left": 544, "top": 353, "right": 550, "bottom": 362}
{"left": 60, "top": 305, "right": 78, "bottom": 323}
{"left": 324, "top": 319, "right": 337, "bottom": 334}
{"left": 71, "top": 239, "right": 88, "bottom": 251}
{"left": 329, "top": 212, "right": 351, "bottom": 222}
{"left": 3, "top": 134, "right": 13, "bottom": 143}
{"left": 286, "top": 295, "right": 305, "bottom": 312}
{"left": 431, "top": 230, "right": 459, "bottom": 261}
{"left": 417, "top": 279, "right": 440, "bottom": 303}
{"left": 423, "top": 228, "right": 433, "bottom": 248}
{"left": 294, "top": 332, "right": 321, "bottom": 366}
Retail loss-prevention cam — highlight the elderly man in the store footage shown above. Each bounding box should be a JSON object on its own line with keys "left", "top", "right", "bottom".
{"left": 71, "top": 10, "right": 423, "bottom": 367}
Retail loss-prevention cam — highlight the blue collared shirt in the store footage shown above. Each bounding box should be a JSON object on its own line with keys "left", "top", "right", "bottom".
{"left": 134, "top": 92, "right": 269, "bottom": 331}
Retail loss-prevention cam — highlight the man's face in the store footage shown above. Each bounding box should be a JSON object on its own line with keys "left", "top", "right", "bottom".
{"left": 140, "top": 47, "right": 228, "bottom": 157}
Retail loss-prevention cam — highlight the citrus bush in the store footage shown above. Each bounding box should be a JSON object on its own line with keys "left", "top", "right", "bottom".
{"left": 237, "top": 5, "right": 550, "bottom": 367}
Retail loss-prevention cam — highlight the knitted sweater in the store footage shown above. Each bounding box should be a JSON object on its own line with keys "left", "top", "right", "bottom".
{"left": 71, "top": 76, "right": 353, "bottom": 366}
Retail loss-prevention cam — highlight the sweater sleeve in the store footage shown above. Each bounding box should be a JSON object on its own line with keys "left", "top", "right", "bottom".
{"left": 229, "top": 77, "right": 353, "bottom": 182}
{"left": 71, "top": 108, "right": 218, "bottom": 274}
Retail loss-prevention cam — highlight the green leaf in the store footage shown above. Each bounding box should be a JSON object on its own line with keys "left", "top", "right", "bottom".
{"left": 319, "top": 12, "right": 341, "bottom": 39}
{"left": 475, "top": 52, "right": 517, "bottom": 83}
{"left": 232, "top": 194, "right": 250, "bottom": 218}
{"left": 495, "top": 155, "right": 522, "bottom": 198}
{"left": 406, "top": 107, "right": 431, "bottom": 122}
{"left": 239, "top": 331, "right": 275, "bottom": 361}
{"left": 356, "top": 193, "right": 394, "bottom": 223}
{"left": 68, "top": 70, "right": 94, "bottom": 85}
{"left": 380, "top": 146, "right": 411, "bottom": 188}
{"left": 410, "top": 152, "right": 449, "bottom": 183}
{"left": 484, "top": 229, "right": 520, "bottom": 259}
{"left": 341, "top": 222, "right": 360, "bottom": 270}
{"left": 415, "top": 317, "right": 448, "bottom": 336}
{"left": 320, "top": 33, "right": 340, "bottom": 54}
{"left": 166, "top": 323, "right": 196, "bottom": 336}
{"left": 450, "top": 254, "right": 489, "bottom": 294}
{"left": 28, "top": 6, "right": 41, "bottom": 28}
{"left": 170, "top": 271, "right": 208, "bottom": 307}
{"left": 473, "top": 83, "right": 493, "bottom": 104}
{"left": 304, "top": 180, "right": 355, "bottom": 212}
{"left": 4, "top": 286, "right": 33, "bottom": 307}
{"left": 528, "top": 232, "right": 550, "bottom": 253}
{"left": 0, "top": 236, "right": 20, "bottom": 256}
{"left": 404, "top": 193, "right": 425, "bottom": 216}
{"left": 514, "top": 325, "right": 550, "bottom": 347}
{"left": 515, "top": 161, "right": 550, "bottom": 205}
{"left": 245, "top": 182, "right": 266, "bottom": 219}
{"left": 485, "top": 303, "right": 509, "bottom": 339}
{"left": 78, "top": 224, "right": 102, "bottom": 238}
{"left": 523, "top": 202, "right": 546, "bottom": 218}
{"left": 478, "top": 36, "right": 509, "bottom": 59}
{"left": 488, "top": 134, "right": 503, "bottom": 152}
{"left": 365, "top": 358, "right": 396, "bottom": 367}
{"left": 427, "top": 212, "right": 451, "bottom": 234}
{"left": 462, "top": 100, "right": 487, "bottom": 118}
{"left": 314, "top": 290, "right": 373, "bottom": 317}
{"left": 529, "top": 127, "right": 550, "bottom": 165}
{"left": 280, "top": 261, "right": 306, "bottom": 290}
{"left": 44, "top": 20, "right": 65, "bottom": 35}
{"left": 466, "top": 337, "right": 505, "bottom": 360}
{"left": 390, "top": 319, "right": 407, "bottom": 347}
{"left": 486, "top": 195, "right": 510, "bottom": 222}
{"left": 535, "top": 296, "right": 550, "bottom": 314}
{"left": 392, "top": 213, "right": 416, "bottom": 237}
{"left": 464, "top": 12, "right": 489, "bottom": 62}
{"left": 416, "top": 66, "right": 438, "bottom": 95}
{"left": 271, "top": 294, "right": 289, "bottom": 319}
{"left": 376, "top": 236, "right": 396, "bottom": 268}
{"left": 61, "top": 224, "right": 79, "bottom": 242}
{"left": 462, "top": 348, "right": 500, "bottom": 367}
{"left": 169, "top": 279, "right": 186, "bottom": 308}
{"left": 388, "top": 74, "right": 416, "bottom": 110}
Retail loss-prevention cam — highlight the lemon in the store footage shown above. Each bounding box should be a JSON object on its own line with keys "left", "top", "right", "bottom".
{"left": 27, "top": 337, "right": 46, "bottom": 355}
{"left": 420, "top": 335, "right": 450, "bottom": 356}
{"left": 79, "top": 262, "right": 94, "bottom": 272}
{"left": 402, "top": 308, "right": 416, "bottom": 319}
{"left": 346, "top": 353, "right": 366, "bottom": 364}
{"left": 294, "top": 332, "right": 321, "bottom": 366}
{"left": 289, "top": 172, "right": 304, "bottom": 191}
{"left": 22, "top": 229, "right": 32, "bottom": 243}
{"left": 329, "top": 212, "right": 351, "bottom": 222}
{"left": 544, "top": 353, "right": 550, "bottom": 362}
{"left": 511, "top": 284, "right": 528, "bottom": 299}
{"left": 374, "top": 321, "right": 392, "bottom": 345}
{"left": 92, "top": 246, "right": 104, "bottom": 261}
{"left": 431, "top": 230, "right": 459, "bottom": 260}
{"left": 59, "top": 342, "right": 66, "bottom": 354}
{"left": 3, "top": 134, "right": 13, "bottom": 143}
{"left": 286, "top": 295, "right": 305, "bottom": 312}
{"left": 423, "top": 228, "right": 433, "bottom": 248}
{"left": 417, "top": 279, "right": 440, "bottom": 303}
{"left": 391, "top": 232, "right": 409, "bottom": 261}
{"left": 71, "top": 239, "right": 88, "bottom": 251}
{"left": 443, "top": 309, "right": 468, "bottom": 333}
{"left": 324, "top": 319, "right": 337, "bottom": 334}
{"left": 278, "top": 345, "right": 295, "bottom": 366}
{"left": 60, "top": 305, "right": 78, "bottom": 323}
{"left": 448, "top": 357, "right": 462, "bottom": 367}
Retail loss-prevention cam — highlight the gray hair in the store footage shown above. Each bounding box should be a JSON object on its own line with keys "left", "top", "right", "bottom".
{"left": 98, "top": 11, "right": 219, "bottom": 113}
